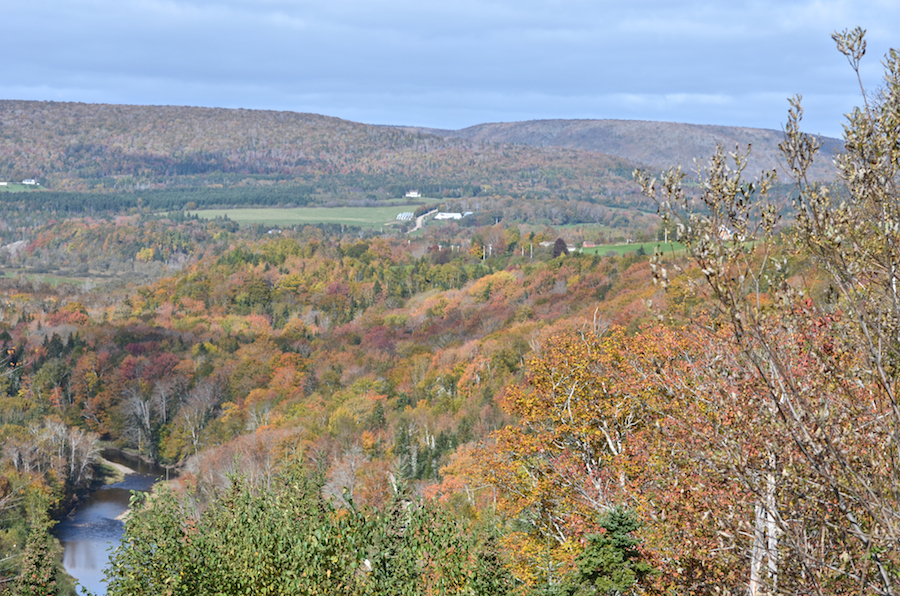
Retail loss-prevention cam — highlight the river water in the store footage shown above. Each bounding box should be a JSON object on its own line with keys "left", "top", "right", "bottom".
{"left": 55, "top": 451, "right": 168, "bottom": 596}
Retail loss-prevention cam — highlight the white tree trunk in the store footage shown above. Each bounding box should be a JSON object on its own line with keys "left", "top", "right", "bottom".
{"left": 750, "top": 501, "right": 765, "bottom": 596}
{"left": 749, "top": 454, "right": 778, "bottom": 595}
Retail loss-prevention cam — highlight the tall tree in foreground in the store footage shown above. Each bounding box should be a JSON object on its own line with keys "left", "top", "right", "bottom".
{"left": 565, "top": 508, "right": 653, "bottom": 596}
{"left": 477, "top": 324, "right": 760, "bottom": 593}
{"left": 636, "top": 27, "right": 900, "bottom": 595}
{"left": 11, "top": 516, "right": 58, "bottom": 596}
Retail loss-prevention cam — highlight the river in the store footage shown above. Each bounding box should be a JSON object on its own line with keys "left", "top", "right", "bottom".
{"left": 55, "top": 451, "right": 168, "bottom": 596}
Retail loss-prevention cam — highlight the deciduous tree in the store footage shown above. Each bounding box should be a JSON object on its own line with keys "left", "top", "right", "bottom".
{"left": 635, "top": 27, "right": 900, "bottom": 595}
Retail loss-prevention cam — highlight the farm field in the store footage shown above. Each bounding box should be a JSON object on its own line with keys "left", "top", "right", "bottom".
{"left": 581, "top": 240, "right": 686, "bottom": 256}
{"left": 0, "top": 183, "right": 43, "bottom": 192}
{"left": 188, "top": 206, "right": 410, "bottom": 228}
{"left": 0, "top": 270, "right": 92, "bottom": 287}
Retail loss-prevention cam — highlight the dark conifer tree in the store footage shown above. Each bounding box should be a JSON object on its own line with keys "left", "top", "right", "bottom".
{"left": 552, "top": 238, "right": 569, "bottom": 258}
{"left": 12, "top": 520, "right": 58, "bottom": 596}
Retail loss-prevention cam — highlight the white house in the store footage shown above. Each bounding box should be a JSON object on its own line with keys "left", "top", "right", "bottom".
{"left": 405, "top": 190, "right": 421, "bottom": 198}
{"left": 434, "top": 212, "right": 463, "bottom": 220}
{"left": 0, "top": 182, "right": 7, "bottom": 186}
{"left": 22, "top": 179, "right": 36, "bottom": 185}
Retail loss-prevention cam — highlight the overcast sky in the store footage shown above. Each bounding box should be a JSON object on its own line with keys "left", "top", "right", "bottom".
{"left": 4, "top": 1, "right": 897, "bottom": 138}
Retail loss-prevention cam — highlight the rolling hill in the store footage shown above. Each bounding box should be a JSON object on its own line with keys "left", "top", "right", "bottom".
{"left": 0, "top": 101, "right": 842, "bottom": 227}
{"left": 0, "top": 101, "right": 643, "bottom": 208}
{"left": 400, "top": 118, "right": 842, "bottom": 181}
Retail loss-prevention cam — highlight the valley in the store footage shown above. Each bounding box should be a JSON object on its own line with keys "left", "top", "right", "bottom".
{"left": 0, "top": 79, "right": 893, "bottom": 595}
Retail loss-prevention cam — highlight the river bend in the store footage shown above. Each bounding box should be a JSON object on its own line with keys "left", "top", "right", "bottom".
{"left": 55, "top": 451, "right": 167, "bottom": 596}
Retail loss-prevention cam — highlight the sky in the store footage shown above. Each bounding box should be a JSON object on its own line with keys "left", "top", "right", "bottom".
{"left": 4, "top": 0, "right": 898, "bottom": 139}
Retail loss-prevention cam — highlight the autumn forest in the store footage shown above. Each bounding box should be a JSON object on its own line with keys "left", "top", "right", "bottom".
{"left": 1, "top": 29, "right": 899, "bottom": 596}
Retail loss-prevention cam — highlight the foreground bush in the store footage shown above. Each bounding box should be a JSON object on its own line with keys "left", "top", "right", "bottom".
{"left": 102, "top": 462, "right": 511, "bottom": 596}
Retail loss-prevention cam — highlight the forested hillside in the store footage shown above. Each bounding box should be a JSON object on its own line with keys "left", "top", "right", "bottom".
{"left": 0, "top": 101, "right": 643, "bottom": 209}
{"left": 0, "top": 28, "right": 895, "bottom": 596}
{"left": 0, "top": 221, "right": 663, "bottom": 593}
{"left": 400, "top": 118, "right": 843, "bottom": 181}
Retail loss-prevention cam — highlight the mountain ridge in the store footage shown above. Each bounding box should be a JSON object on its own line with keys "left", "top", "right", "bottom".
{"left": 0, "top": 100, "right": 644, "bottom": 209}
{"left": 0, "top": 100, "right": 839, "bottom": 202}
{"left": 396, "top": 118, "right": 842, "bottom": 181}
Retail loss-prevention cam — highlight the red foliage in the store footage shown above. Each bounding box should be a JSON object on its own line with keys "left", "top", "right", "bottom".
{"left": 143, "top": 352, "right": 182, "bottom": 381}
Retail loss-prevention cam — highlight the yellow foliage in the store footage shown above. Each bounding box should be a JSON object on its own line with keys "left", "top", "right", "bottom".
{"left": 467, "top": 270, "right": 516, "bottom": 302}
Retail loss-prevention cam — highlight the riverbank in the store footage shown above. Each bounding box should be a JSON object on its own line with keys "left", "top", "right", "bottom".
{"left": 57, "top": 450, "right": 171, "bottom": 596}
{"left": 50, "top": 455, "right": 139, "bottom": 596}
{"left": 96, "top": 456, "right": 131, "bottom": 485}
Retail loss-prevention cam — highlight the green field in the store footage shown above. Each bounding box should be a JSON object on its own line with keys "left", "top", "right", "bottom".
{"left": 0, "top": 183, "right": 43, "bottom": 193}
{"left": 189, "top": 206, "right": 410, "bottom": 228}
{"left": 0, "top": 271, "right": 91, "bottom": 287}
{"left": 581, "top": 241, "right": 686, "bottom": 256}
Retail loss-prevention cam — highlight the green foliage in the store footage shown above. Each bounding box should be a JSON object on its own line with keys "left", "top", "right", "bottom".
{"left": 563, "top": 509, "right": 652, "bottom": 596}
{"left": 104, "top": 462, "right": 512, "bottom": 596}
{"left": 10, "top": 517, "right": 57, "bottom": 596}
{"left": 192, "top": 206, "right": 408, "bottom": 230}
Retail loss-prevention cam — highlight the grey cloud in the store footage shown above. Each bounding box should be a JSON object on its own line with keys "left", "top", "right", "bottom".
{"left": 2, "top": 0, "right": 898, "bottom": 139}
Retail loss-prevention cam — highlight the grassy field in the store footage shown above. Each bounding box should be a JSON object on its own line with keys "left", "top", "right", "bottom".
{"left": 0, "top": 183, "right": 43, "bottom": 193}
{"left": 581, "top": 241, "right": 686, "bottom": 256}
{"left": 0, "top": 271, "right": 92, "bottom": 287}
{"left": 189, "top": 206, "right": 410, "bottom": 228}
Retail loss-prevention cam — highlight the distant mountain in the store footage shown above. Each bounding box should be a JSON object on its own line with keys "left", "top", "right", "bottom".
{"left": 400, "top": 119, "right": 842, "bottom": 181}
{"left": 0, "top": 101, "right": 841, "bottom": 216}
{"left": 0, "top": 100, "right": 646, "bottom": 209}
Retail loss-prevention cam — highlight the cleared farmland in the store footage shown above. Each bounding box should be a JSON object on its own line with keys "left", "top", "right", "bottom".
{"left": 188, "top": 206, "right": 408, "bottom": 228}
{"left": 580, "top": 241, "right": 686, "bottom": 256}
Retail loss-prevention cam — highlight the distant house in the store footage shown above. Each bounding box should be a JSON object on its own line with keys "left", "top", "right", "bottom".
{"left": 582, "top": 242, "right": 597, "bottom": 248}
{"left": 0, "top": 182, "right": 7, "bottom": 186}
{"left": 22, "top": 179, "right": 36, "bottom": 185}
{"left": 405, "top": 190, "right": 421, "bottom": 198}
{"left": 434, "top": 212, "right": 463, "bottom": 220}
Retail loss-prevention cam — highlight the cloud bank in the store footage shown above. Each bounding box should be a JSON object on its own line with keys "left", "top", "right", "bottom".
{"left": 3, "top": 0, "right": 898, "bottom": 137}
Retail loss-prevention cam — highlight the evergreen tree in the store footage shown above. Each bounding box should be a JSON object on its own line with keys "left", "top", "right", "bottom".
{"left": 564, "top": 508, "right": 653, "bottom": 596}
{"left": 552, "top": 238, "right": 569, "bottom": 258}
{"left": 11, "top": 519, "right": 57, "bottom": 596}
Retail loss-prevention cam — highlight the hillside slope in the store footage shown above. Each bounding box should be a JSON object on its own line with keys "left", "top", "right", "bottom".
{"left": 0, "top": 101, "right": 643, "bottom": 208}
{"left": 402, "top": 119, "right": 842, "bottom": 181}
